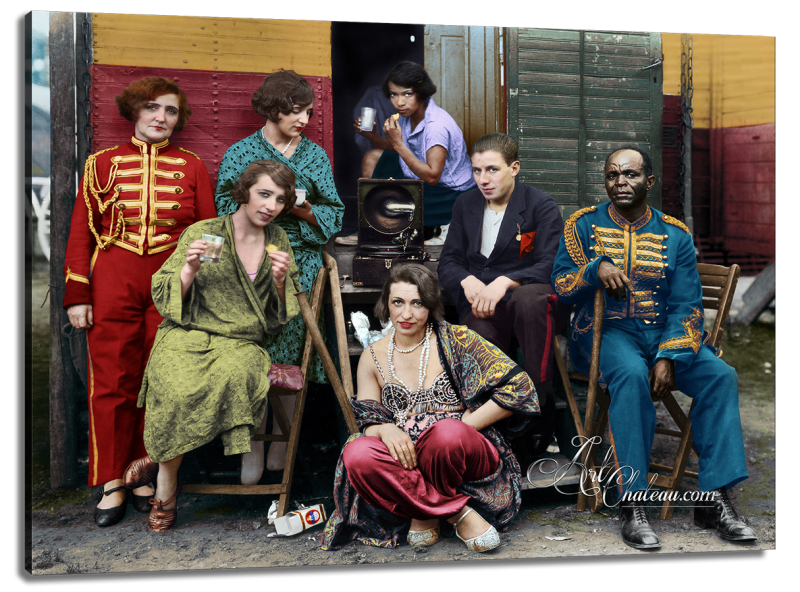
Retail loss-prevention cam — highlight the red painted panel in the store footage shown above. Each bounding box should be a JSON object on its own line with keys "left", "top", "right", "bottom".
{"left": 660, "top": 95, "right": 681, "bottom": 218}
{"left": 89, "top": 64, "right": 334, "bottom": 186}
{"left": 690, "top": 128, "right": 711, "bottom": 239}
{"left": 721, "top": 123, "right": 775, "bottom": 258}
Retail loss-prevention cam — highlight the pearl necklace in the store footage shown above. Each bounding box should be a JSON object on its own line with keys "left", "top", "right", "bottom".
{"left": 262, "top": 126, "right": 296, "bottom": 155}
{"left": 392, "top": 332, "right": 426, "bottom": 353}
{"left": 387, "top": 323, "right": 432, "bottom": 393}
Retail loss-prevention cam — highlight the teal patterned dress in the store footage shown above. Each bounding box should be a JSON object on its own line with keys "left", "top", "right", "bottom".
{"left": 215, "top": 132, "right": 344, "bottom": 383}
{"left": 138, "top": 215, "right": 300, "bottom": 462}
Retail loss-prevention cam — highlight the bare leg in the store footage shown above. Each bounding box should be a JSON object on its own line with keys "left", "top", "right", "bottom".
{"left": 241, "top": 412, "right": 268, "bottom": 485}
{"left": 410, "top": 518, "right": 439, "bottom": 531}
{"left": 266, "top": 394, "right": 296, "bottom": 472}
{"left": 447, "top": 506, "right": 492, "bottom": 540}
{"left": 361, "top": 149, "right": 383, "bottom": 178}
{"left": 154, "top": 455, "right": 184, "bottom": 511}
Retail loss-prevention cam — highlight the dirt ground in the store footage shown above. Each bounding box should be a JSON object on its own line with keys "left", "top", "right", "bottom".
{"left": 26, "top": 264, "right": 777, "bottom": 577}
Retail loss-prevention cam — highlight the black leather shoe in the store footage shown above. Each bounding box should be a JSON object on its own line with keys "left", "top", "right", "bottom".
{"left": 130, "top": 486, "right": 155, "bottom": 513}
{"left": 619, "top": 500, "right": 661, "bottom": 550}
{"left": 694, "top": 487, "right": 757, "bottom": 541}
{"left": 94, "top": 485, "right": 128, "bottom": 527}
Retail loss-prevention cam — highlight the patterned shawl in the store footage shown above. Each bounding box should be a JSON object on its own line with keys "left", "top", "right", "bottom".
{"left": 319, "top": 321, "right": 539, "bottom": 550}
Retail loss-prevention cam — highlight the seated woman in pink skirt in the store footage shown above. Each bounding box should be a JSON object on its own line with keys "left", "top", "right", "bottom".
{"left": 320, "top": 264, "right": 540, "bottom": 552}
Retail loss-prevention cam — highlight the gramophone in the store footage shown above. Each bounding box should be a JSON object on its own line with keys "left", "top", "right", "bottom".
{"left": 352, "top": 178, "right": 428, "bottom": 286}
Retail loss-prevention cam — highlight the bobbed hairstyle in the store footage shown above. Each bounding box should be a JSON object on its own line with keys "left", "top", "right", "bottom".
{"left": 374, "top": 264, "right": 445, "bottom": 324}
{"left": 605, "top": 145, "right": 654, "bottom": 177}
{"left": 251, "top": 70, "right": 315, "bottom": 122}
{"left": 381, "top": 61, "right": 437, "bottom": 100}
{"left": 230, "top": 160, "right": 298, "bottom": 219}
{"left": 471, "top": 132, "right": 520, "bottom": 166}
{"left": 115, "top": 77, "right": 192, "bottom": 131}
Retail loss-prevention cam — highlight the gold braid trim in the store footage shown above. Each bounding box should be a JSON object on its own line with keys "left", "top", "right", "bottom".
{"left": 563, "top": 206, "right": 596, "bottom": 266}
{"left": 82, "top": 146, "right": 127, "bottom": 251}
{"left": 65, "top": 267, "right": 89, "bottom": 285}
{"left": 658, "top": 307, "right": 704, "bottom": 353}
{"left": 662, "top": 214, "right": 690, "bottom": 234}
{"left": 177, "top": 147, "right": 201, "bottom": 160}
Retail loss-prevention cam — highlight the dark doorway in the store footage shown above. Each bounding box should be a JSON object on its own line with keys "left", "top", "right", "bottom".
{"left": 331, "top": 21, "right": 424, "bottom": 234}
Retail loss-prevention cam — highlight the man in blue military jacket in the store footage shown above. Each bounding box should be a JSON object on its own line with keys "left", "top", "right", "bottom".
{"left": 551, "top": 146, "right": 756, "bottom": 550}
{"left": 439, "top": 133, "right": 568, "bottom": 454}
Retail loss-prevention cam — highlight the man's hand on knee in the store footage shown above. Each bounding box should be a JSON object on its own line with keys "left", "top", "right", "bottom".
{"left": 469, "top": 277, "right": 520, "bottom": 319}
{"left": 649, "top": 358, "right": 675, "bottom": 398}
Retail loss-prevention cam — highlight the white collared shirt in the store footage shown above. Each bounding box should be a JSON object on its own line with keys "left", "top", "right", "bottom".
{"left": 480, "top": 203, "right": 505, "bottom": 258}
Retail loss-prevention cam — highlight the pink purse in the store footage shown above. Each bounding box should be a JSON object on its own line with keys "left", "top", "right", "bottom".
{"left": 267, "top": 363, "right": 305, "bottom": 391}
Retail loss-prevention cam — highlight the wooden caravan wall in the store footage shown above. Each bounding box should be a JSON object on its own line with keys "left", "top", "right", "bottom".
{"left": 662, "top": 33, "right": 775, "bottom": 261}
{"left": 506, "top": 29, "right": 663, "bottom": 218}
{"left": 424, "top": 26, "right": 504, "bottom": 152}
{"left": 90, "top": 13, "right": 334, "bottom": 185}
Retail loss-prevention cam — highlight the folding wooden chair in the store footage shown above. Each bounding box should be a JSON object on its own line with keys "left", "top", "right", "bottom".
{"left": 556, "top": 263, "right": 740, "bottom": 518}
{"left": 182, "top": 252, "right": 359, "bottom": 517}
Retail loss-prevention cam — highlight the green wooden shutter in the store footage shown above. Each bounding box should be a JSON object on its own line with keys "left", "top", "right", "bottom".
{"left": 506, "top": 28, "right": 663, "bottom": 217}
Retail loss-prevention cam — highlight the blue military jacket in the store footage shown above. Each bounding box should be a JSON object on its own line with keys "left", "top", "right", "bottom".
{"left": 551, "top": 202, "right": 709, "bottom": 373}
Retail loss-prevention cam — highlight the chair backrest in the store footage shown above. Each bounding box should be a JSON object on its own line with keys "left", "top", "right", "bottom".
{"left": 697, "top": 263, "right": 740, "bottom": 348}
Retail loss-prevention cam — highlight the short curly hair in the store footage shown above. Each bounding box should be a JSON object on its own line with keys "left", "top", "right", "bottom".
{"left": 115, "top": 77, "right": 192, "bottom": 131}
{"left": 251, "top": 70, "right": 315, "bottom": 122}
{"left": 374, "top": 263, "right": 445, "bottom": 324}
{"left": 230, "top": 160, "right": 297, "bottom": 219}
{"left": 381, "top": 61, "right": 437, "bottom": 100}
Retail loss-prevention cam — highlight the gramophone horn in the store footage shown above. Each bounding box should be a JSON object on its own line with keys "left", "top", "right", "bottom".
{"left": 363, "top": 185, "right": 416, "bottom": 234}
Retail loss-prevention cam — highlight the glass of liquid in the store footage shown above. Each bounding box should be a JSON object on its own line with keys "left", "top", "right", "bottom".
{"left": 199, "top": 234, "right": 225, "bottom": 263}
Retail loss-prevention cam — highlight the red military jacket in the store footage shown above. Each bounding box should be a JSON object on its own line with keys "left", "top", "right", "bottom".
{"left": 63, "top": 136, "right": 217, "bottom": 308}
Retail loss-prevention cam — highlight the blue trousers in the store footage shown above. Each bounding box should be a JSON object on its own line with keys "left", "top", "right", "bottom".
{"left": 572, "top": 318, "right": 748, "bottom": 493}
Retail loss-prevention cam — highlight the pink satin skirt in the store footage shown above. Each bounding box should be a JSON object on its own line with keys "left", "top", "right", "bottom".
{"left": 342, "top": 418, "right": 500, "bottom": 520}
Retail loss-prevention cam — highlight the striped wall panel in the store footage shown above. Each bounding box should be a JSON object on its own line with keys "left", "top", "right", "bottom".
{"left": 508, "top": 28, "right": 662, "bottom": 217}
{"left": 92, "top": 13, "right": 331, "bottom": 77}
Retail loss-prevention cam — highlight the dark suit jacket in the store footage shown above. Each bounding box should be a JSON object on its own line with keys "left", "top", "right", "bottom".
{"left": 438, "top": 181, "right": 564, "bottom": 320}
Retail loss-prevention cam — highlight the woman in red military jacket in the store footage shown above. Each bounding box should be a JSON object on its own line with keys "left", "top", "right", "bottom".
{"left": 63, "top": 77, "right": 217, "bottom": 527}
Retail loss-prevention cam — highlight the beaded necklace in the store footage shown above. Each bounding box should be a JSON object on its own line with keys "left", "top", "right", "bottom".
{"left": 387, "top": 323, "right": 432, "bottom": 393}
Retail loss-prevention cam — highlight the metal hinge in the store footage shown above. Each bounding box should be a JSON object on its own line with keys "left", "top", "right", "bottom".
{"left": 639, "top": 57, "right": 663, "bottom": 71}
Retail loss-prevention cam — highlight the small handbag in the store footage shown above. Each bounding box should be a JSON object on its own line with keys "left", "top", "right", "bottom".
{"left": 267, "top": 363, "right": 304, "bottom": 391}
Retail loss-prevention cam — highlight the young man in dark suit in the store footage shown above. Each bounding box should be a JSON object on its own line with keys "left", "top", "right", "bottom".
{"left": 438, "top": 133, "right": 568, "bottom": 454}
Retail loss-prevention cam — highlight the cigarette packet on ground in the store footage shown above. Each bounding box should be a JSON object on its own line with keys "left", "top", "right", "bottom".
{"left": 273, "top": 504, "right": 327, "bottom": 536}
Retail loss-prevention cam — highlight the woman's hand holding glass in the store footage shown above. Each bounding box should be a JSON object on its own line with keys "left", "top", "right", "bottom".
{"left": 180, "top": 239, "right": 208, "bottom": 299}
{"left": 184, "top": 239, "right": 208, "bottom": 274}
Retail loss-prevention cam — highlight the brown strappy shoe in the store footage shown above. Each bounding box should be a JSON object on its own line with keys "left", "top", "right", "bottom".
{"left": 148, "top": 486, "right": 180, "bottom": 532}
{"left": 123, "top": 455, "right": 159, "bottom": 490}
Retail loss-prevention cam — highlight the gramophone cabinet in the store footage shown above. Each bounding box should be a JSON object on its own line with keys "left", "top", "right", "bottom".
{"left": 352, "top": 178, "right": 428, "bottom": 287}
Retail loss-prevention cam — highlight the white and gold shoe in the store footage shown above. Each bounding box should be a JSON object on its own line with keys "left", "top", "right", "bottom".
{"left": 451, "top": 507, "right": 500, "bottom": 553}
{"left": 407, "top": 523, "right": 441, "bottom": 549}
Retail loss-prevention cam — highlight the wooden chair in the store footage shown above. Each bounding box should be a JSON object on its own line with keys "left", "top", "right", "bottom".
{"left": 555, "top": 263, "right": 740, "bottom": 518}
{"left": 183, "top": 252, "right": 359, "bottom": 517}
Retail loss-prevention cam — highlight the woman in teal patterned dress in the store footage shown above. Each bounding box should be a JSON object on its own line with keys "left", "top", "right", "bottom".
{"left": 215, "top": 70, "right": 344, "bottom": 473}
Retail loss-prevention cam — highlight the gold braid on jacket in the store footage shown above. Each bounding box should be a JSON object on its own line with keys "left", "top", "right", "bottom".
{"left": 82, "top": 146, "right": 127, "bottom": 251}
{"left": 562, "top": 206, "right": 596, "bottom": 266}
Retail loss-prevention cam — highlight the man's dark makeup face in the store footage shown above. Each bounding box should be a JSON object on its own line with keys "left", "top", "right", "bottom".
{"left": 604, "top": 150, "right": 655, "bottom": 214}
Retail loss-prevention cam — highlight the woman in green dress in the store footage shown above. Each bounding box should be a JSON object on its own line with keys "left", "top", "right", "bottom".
{"left": 215, "top": 70, "right": 344, "bottom": 473}
{"left": 124, "top": 160, "right": 301, "bottom": 532}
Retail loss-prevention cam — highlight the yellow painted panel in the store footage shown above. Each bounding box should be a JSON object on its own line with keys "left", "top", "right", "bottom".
{"left": 724, "top": 92, "right": 776, "bottom": 114}
{"left": 92, "top": 13, "right": 331, "bottom": 76}
{"left": 661, "top": 32, "right": 774, "bottom": 128}
{"left": 723, "top": 108, "right": 776, "bottom": 129}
